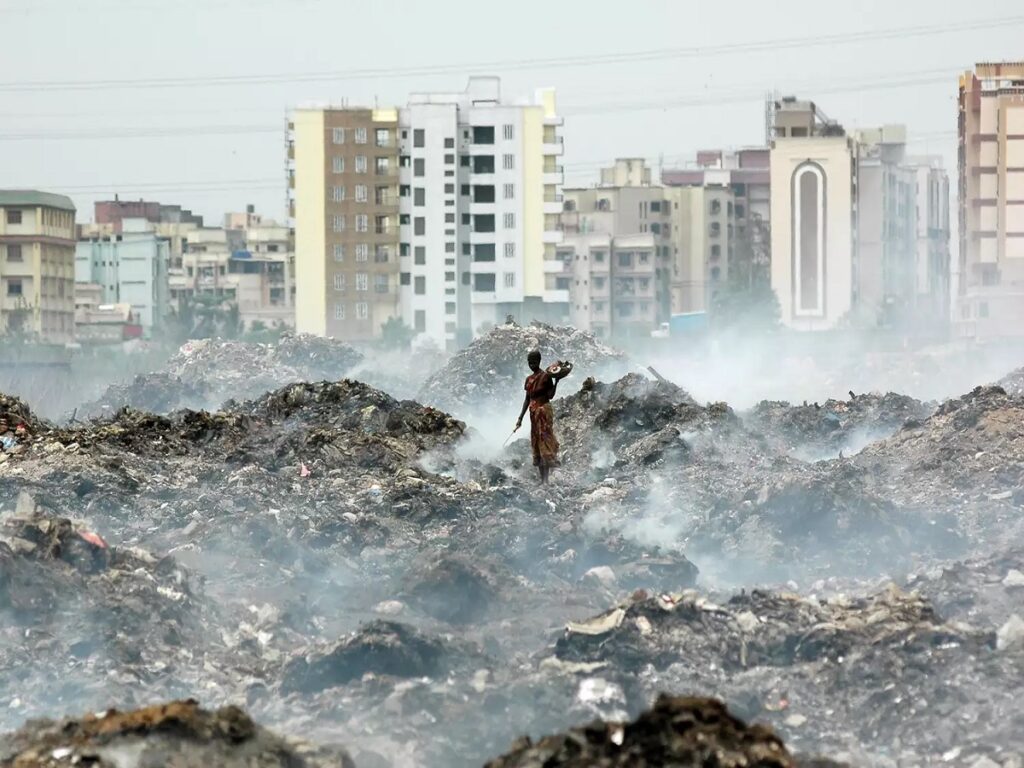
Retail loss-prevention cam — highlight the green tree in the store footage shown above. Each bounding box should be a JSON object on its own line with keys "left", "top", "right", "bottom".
{"left": 379, "top": 316, "right": 415, "bottom": 350}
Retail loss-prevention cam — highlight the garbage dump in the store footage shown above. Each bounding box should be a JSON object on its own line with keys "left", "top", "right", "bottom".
{"left": 484, "top": 694, "right": 815, "bottom": 768}
{"left": 418, "top": 321, "right": 627, "bottom": 415}
{"left": 2, "top": 333, "right": 1024, "bottom": 766}
{"left": 0, "top": 699, "right": 354, "bottom": 768}
{"left": 80, "top": 333, "right": 364, "bottom": 417}
{"left": 745, "top": 391, "right": 934, "bottom": 460}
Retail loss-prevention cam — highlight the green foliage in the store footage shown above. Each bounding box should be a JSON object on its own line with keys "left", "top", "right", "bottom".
{"left": 379, "top": 316, "right": 415, "bottom": 350}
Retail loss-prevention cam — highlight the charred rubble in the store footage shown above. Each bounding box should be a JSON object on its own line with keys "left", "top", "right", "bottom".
{"left": 0, "top": 331, "right": 1024, "bottom": 765}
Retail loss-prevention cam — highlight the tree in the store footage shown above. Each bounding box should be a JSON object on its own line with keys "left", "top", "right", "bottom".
{"left": 379, "top": 316, "right": 415, "bottom": 350}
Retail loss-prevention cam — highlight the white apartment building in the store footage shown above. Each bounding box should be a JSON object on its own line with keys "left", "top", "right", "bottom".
{"left": 397, "top": 77, "right": 564, "bottom": 349}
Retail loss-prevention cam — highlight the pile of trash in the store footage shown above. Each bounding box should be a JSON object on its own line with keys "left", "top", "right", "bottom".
{"left": 744, "top": 391, "right": 932, "bottom": 460}
{"left": 418, "top": 321, "right": 627, "bottom": 414}
{"left": 484, "top": 695, "right": 815, "bottom": 768}
{"left": 79, "top": 334, "right": 364, "bottom": 417}
{"left": 0, "top": 699, "right": 353, "bottom": 767}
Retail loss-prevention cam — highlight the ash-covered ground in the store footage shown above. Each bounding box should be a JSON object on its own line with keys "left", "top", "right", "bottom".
{"left": 2, "top": 322, "right": 1024, "bottom": 767}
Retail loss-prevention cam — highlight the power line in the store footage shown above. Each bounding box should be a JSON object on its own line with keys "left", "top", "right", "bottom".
{"left": 0, "top": 15, "right": 1017, "bottom": 93}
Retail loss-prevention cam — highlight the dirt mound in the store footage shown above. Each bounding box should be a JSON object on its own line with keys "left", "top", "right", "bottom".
{"left": 280, "top": 621, "right": 479, "bottom": 694}
{"left": 745, "top": 391, "right": 932, "bottom": 459}
{"left": 418, "top": 321, "right": 626, "bottom": 414}
{"left": 0, "top": 699, "right": 353, "bottom": 767}
{"left": 80, "top": 333, "right": 364, "bottom": 416}
{"left": 484, "top": 694, "right": 805, "bottom": 768}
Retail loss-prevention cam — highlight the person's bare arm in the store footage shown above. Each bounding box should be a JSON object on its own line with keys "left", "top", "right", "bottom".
{"left": 515, "top": 393, "right": 529, "bottom": 430}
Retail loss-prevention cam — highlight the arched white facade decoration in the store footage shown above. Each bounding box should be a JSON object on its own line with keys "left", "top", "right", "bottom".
{"left": 792, "top": 162, "right": 826, "bottom": 317}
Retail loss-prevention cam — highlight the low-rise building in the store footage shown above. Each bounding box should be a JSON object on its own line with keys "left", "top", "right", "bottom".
{"left": 0, "top": 190, "right": 76, "bottom": 342}
{"left": 75, "top": 218, "right": 171, "bottom": 335}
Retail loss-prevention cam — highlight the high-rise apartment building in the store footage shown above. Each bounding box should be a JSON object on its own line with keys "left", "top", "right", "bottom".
{"left": 291, "top": 107, "right": 400, "bottom": 341}
{"left": 290, "top": 78, "right": 564, "bottom": 349}
{"left": 957, "top": 62, "right": 1024, "bottom": 338}
{"left": 909, "top": 155, "right": 951, "bottom": 330}
{"left": 558, "top": 160, "right": 669, "bottom": 340}
{"left": 769, "top": 97, "right": 857, "bottom": 330}
{"left": 398, "top": 78, "right": 564, "bottom": 349}
{"left": 0, "top": 190, "right": 76, "bottom": 342}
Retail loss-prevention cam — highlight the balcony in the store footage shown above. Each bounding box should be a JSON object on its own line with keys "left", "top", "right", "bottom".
{"left": 543, "top": 230, "right": 564, "bottom": 245}
{"left": 543, "top": 197, "right": 563, "bottom": 215}
{"left": 543, "top": 167, "right": 564, "bottom": 185}
{"left": 543, "top": 136, "right": 564, "bottom": 156}
{"left": 543, "top": 258, "right": 569, "bottom": 274}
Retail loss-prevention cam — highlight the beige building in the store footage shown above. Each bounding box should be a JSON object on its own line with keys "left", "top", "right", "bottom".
{"left": 957, "top": 62, "right": 1024, "bottom": 338}
{"left": 290, "top": 107, "right": 400, "bottom": 341}
{"left": 0, "top": 190, "right": 76, "bottom": 342}
{"left": 559, "top": 160, "right": 668, "bottom": 340}
{"left": 769, "top": 98, "right": 857, "bottom": 330}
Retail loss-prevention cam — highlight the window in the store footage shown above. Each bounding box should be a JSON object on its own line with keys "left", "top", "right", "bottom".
{"left": 375, "top": 128, "right": 390, "bottom": 147}
{"left": 593, "top": 250, "right": 606, "bottom": 263}
{"left": 413, "top": 129, "right": 425, "bottom": 148}
{"left": 461, "top": 184, "right": 470, "bottom": 196}
{"left": 462, "top": 242, "right": 471, "bottom": 255}
{"left": 400, "top": 272, "right": 411, "bottom": 286}
{"left": 400, "top": 243, "right": 410, "bottom": 257}
{"left": 414, "top": 158, "right": 425, "bottom": 177}
{"left": 334, "top": 303, "right": 345, "bottom": 319}
{"left": 6, "top": 245, "right": 22, "bottom": 262}
{"left": 504, "top": 242, "right": 515, "bottom": 259}
{"left": 473, "top": 273, "right": 496, "bottom": 292}
{"left": 504, "top": 272, "right": 515, "bottom": 288}
{"left": 710, "top": 245, "right": 721, "bottom": 260}
{"left": 980, "top": 301, "right": 990, "bottom": 318}
{"left": 375, "top": 245, "right": 390, "bottom": 262}
{"left": 375, "top": 157, "right": 391, "bottom": 176}
{"left": 354, "top": 127, "right": 367, "bottom": 144}
{"left": 415, "top": 276, "right": 426, "bottom": 295}
{"left": 355, "top": 155, "right": 368, "bottom": 173}
{"left": 639, "top": 252, "right": 650, "bottom": 264}
{"left": 400, "top": 213, "right": 410, "bottom": 225}
{"left": 352, "top": 243, "right": 368, "bottom": 262}
{"left": 503, "top": 213, "right": 515, "bottom": 229}
{"left": 375, "top": 274, "right": 389, "bottom": 293}
{"left": 445, "top": 271, "right": 455, "bottom": 282}
{"left": 650, "top": 222, "right": 661, "bottom": 235}
{"left": 503, "top": 183, "right": 514, "bottom": 200}
{"left": 414, "top": 246, "right": 426, "bottom": 265}
{"left": 594, "top": 277, "right": 606, "bottom": 289}
{"left": 461, "top": 271, "right": 470, "bottom": 285}
{"left": 503, "top": 124, "right": 514, "bottom": 141}
{"left": 473, "top": 185, "right": 495, "bottom": 203}
{"left": 502, "top": 154, "right": 514, "bottom": 170}
{"left": 445, "top": 154, "right": 455, "bottom": 164}
{"left": 710, "top": 267, "right": 721, "bottom": 281}
{"left": 414, "top": 217, "right": 425, "bottom": 236}
{"left": 414, "top": 188, "right": 425, "bottom": 206}
{"left": 332, "top": 215, "right": 345, "bottom": 232}
{"left": 355, "top": 214, "right": 369, "bottom": 232}
{"left": 473, "top": 155, "right": 495, "bottom": 174}
{"left": 332, "top": 156, "right": 345, "bottom": 174}
{"left": 333, "top": 244, "right": 345, "bottom": 261}
{"left": 474, "top": 244, "right": 496, "bottom": 262}
{"left": 472, "top": 125, "right": 495, "bottom": 144}
{"left": 474, "top": 214, "right": 495, "bottom": 233}
{"left": 356, "top": 273, "right": 369, "bottom": 291}
{"left": 444, "top": 183, "right": 455, "bottom": 194}
{"left": 444, "top": 138, "right": 454, "bottom": 149}
{"left": 735, "top": 204, "right": 746, "bottom": 218}
{"left": 445, "top": 242, "right": 455, "bottom": 253}
{"left": 332, "top": 128, "right": 345, "bottom": 144}
{"left": 330, "top": 186, "right": 345, "bottom": 202}
{"left": 399, "top": 155, "right": 411, "bottom": 168}
{"left": 400, "top": 184, "right": 410, "bottom": 198}
{"left": 618, "top": 252, "right": 631, "bottom": 267}
{"left": 354, "top": 302, "right": 367, "bottom": 319}
{"left": 650, "top": 201, "right": 661, "bottom": 212}
{"left": 333, "top": 274, "right": 346, "bottom": 291}
{"left": 461, "top": 155, "right": 471, "bottom": 167}
{"left": 443, "top": 213, "right": 454, "bottom": 224}
{"left": 415, "top": 310, "right": 426, "bottom": 332}
{"left": 446, "top": 302, "right": 456, "bottom": 315}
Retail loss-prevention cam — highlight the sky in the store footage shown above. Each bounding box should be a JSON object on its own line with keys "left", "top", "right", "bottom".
{"left": 0, "top": 0, "right": 1021, "bottom": 225}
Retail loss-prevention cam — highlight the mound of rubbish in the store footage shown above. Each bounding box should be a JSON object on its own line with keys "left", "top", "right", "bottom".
{"left": 485, "top": 694, "right": 806, "bottom": 768}
{"left": 855, "top": 385, "right": 1024, "bottom": 505}
{"left": 80, "top": 334, "right": 364, "bottom": 416}
{"left": 996, "top": 364, "right": 1024, "bottom": 396}
{"left": 418, "top": 321, "right": 626, "bottom": 414}
{"left": 745, "top": 391, "right": 932, "bottom": 459}
{"left": 552, "top": 373, "right": 736, "bottom": 471}
{"left": 0, "top": 699, "right": 353, "bottom": 768}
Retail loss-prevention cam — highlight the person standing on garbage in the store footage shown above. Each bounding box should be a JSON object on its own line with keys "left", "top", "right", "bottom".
{"left": 515, "top": 350, "right": 572, "bottom": 484}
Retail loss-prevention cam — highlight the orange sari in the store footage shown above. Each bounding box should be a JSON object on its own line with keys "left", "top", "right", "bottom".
{"left": 525, "top": 371, "right": 559, "bottom": 468}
